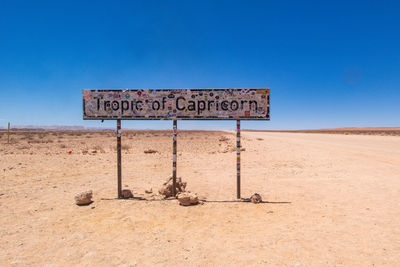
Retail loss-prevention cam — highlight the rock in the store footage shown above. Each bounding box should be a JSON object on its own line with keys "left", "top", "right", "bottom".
{"left": 158, "top": 176, "right": 187, "bottom": 197}
{"left": 75, "top": 190, "right": 93, "bottom": 205}
{"left": 177, "top": 192, "right": 199, "bottom": 206}
{"left": 250, "top": 193, "right": 262, "bottom": 204}
{"left": 145, "top": 188, "right": 153, "bottom": 194}
{"left": 159, "top": 185, "right": 172, "bottom": 197}
{"left": 121, "top": 189, "right": 133, "bottom": 199}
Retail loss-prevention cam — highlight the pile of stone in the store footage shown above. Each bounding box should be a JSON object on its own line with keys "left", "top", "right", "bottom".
{"left": 158, "top": 176, "right": 187, "bottom": 198}
{"left": 158, "top": 176, "right": 200, "bottom": 206}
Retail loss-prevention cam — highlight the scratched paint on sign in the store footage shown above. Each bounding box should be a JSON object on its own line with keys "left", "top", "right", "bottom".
{"left": 83, "top": 88, "right": 270, "bottom": 120}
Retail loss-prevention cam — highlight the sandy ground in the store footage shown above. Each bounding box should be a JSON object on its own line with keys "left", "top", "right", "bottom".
{"left": 247, "top": 127, "right": 400, "bottom": 136}
{"left": 0, "top": 130, "right": 399, "bottom": 266}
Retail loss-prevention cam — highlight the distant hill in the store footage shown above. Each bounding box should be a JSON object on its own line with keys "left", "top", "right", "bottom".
{"left": 0, "top": 125, "right": 86, "bottom": 130}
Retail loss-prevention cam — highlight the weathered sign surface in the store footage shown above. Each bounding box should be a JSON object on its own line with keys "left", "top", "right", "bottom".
{"left": 83, "top": 89, "right": 270, "bottom": 120}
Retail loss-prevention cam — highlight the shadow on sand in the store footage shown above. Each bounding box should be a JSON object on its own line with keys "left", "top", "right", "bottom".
{"left": 101, "top": 197, "right": 291, "bottom": 204}
{"left": 203, "top": 199, "right": 291, "bottom": 204}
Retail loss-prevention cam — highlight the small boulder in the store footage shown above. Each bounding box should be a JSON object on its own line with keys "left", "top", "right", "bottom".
{"left": 121, "top": 189, "right": 133, "bottom": 199}
{"left": 250, "top": 193, "right": 262, "bottom": 204}
{"left": 75, "top": 190, "right": 93, "bottom": 206}
{"left": 177, "top": 192, "right": 199, "bottom": 206}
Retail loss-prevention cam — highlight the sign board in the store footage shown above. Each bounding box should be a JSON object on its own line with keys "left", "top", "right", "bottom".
{"left": 83, "top": 88, "right": 270, "bottom": 120}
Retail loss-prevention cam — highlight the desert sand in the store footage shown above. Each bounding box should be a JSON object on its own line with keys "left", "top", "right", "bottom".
{"left": 247, "top": 127, "right": 400, "bottom": 136}
{"left": 0, "top": 130, "right": 399, "bottom": 266}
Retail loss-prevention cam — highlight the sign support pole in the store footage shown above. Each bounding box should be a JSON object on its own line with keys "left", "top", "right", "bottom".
{"left": 8, "top": 122, "right": 10, "bottom": 144}
{"left": 236, "top": 120, "right": 241, "bottom": 199}
{"left": 172, "top": 119, "right": 177, "bottom": 196}
{"left": 117, "top": 119, "right": 122, "bottom": 199}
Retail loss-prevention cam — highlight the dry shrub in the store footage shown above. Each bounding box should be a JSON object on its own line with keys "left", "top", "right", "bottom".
{"left": 92, "top": 145, "right": 105, "bottom": 153}
{"left": 21, "top": 133, "right": 34, "bottom": 140}
{"left": 219, "top": 136, "right": 230, "bottom": 142}
{"left": 144, "top": 149, "right": 158, "bottom": 154}
{"left": 121, "top": 144, "right": 131, "bottom": 151}
{"left": 30, "top": 139, "right": 52, "bottom": 144}
{"left": 228, "top": 146, "right": 236, "bottom": 153}
{"left": 256, "top": 138, "right": 264, "bottom": 141}
{"left": 59, "top": 144, "right": 67, "bottom": 148}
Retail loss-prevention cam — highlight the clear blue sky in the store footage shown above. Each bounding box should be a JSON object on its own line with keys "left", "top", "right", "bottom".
{"left": 1, "top": 0, "right": 399, "bottom": 130}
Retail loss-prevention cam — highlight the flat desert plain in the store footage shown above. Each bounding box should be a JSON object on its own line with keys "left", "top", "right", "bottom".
{"left": 0, "top": 130, "right": 399, "bottom": 266}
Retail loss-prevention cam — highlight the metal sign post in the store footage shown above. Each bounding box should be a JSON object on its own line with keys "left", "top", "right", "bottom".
{"left": 117, "top": 119, "right": 122, "bottom": 198}
{"left": 236, "top": 120, "right": 241, "bottom": 199}
{"left": 172, "top": 120, "right": 177, "bottom": 196}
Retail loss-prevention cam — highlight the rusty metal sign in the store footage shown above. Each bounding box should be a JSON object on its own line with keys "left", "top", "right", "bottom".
{"left": 83, "top": 88, "right": 270, "bottom": 120}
